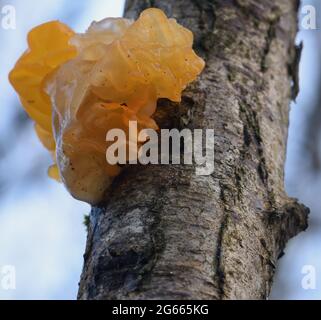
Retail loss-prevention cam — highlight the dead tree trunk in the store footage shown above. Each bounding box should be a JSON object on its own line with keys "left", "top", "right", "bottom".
{"left": 78, "top": 0, "right": 309, "bottom": 300}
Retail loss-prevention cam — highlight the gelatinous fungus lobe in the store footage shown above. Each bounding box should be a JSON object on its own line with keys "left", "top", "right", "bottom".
{"left": 9, "top": 8, "right": 205, "bottom": 204}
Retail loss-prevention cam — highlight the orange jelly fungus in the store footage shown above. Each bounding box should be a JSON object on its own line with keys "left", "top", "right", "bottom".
{"left": 9, "top": 8, "right": 205, "bottom": 204}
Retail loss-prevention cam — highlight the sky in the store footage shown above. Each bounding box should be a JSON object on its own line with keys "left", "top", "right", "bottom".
{"left": 0, "top": 0, "right": 320, "bottom": 300}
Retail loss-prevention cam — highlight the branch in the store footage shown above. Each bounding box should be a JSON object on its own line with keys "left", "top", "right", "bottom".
{"left": 78, "top": 0, "right": 308, "bottom": 300}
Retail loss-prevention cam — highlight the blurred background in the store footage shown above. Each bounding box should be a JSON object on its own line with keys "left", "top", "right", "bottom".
{"left": 0, "top": 0, "right": 320, "bottom": 300}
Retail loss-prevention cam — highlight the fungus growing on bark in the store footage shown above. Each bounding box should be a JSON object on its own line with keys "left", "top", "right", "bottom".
{"left": 9, "top": 8, "right": 205, "bottom": 204}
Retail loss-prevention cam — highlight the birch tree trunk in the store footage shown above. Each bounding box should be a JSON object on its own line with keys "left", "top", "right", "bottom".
{"left": 78, "top": 0, "right": 309, "bottom": 300}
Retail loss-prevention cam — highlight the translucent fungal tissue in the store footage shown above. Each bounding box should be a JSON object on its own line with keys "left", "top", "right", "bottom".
{"left": 9, "top": 8, "right": 205, "bottom": 204}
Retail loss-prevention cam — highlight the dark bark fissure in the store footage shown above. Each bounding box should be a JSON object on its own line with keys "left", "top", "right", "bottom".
{"left": 78, "top": 0, "right": 309, "bottom": 300}
{"left": 214, "top": 212, "right": 228, "bottom": 299}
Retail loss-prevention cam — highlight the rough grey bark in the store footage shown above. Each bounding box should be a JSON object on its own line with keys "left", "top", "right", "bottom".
{"left": 78, "top": 0, "right": 309, "bottom": 299}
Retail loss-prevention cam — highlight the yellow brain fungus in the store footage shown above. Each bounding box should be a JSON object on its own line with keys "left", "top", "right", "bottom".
{"left": 9, "top": 8, "right": 205, "bottom": 204}
{"left": 9, "top": 21, "right": 77, "bottom": 180}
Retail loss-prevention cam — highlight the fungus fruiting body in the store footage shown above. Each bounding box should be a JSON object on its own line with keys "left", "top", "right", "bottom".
{"left": 9, "top": 8, "right": 205, "bottom": 204}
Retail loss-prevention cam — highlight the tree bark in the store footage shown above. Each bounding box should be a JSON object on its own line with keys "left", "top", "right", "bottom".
{"left": 78, "top": 0, "right": 309, "bottom": 300}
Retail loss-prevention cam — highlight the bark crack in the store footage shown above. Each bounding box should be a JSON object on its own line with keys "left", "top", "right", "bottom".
{"left": 289, "top": 42, "right": 303, "bottom": 101}
{"left": 261, "top": 15, "right": 281, "bottom": 72}
{"left": 214, "top": 211, "right": 228, "bottom": 299}
{"left": 238, "top": 101, "right": 276, "bottom": 208}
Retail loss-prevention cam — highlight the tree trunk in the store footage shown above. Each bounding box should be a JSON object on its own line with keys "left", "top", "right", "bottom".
{"left": 78, "top": 0, "right": 309, "bottom": 300}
